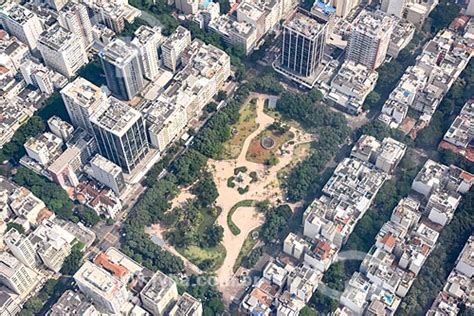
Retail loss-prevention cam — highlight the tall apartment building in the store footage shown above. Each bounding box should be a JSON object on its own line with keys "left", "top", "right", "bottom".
{"left": 31, "top": 221, "right": 74, "bottom": 272}
{"left": 161, "top": 26, "right": 192, "bottom": 72}
{"left": 89, "top": 154, "right": 126, "bottom": 195}
{"left": 74, "top": 260, "right": 129, "bottom": 314}
{"left": 90, "top": 97, "right": 149, "bottom": 173}
{"left": 45, "top": 0, "right": 69, "bottom": 11}
{"left": 208, "top": 15, "right": 257, "bottom": 55}
{"left": 280, "top": 9, "right": 328, "bottom": 77}
{"left": 37, "top": 24, "right": 88, "bottom": 78}
{"left": 140, "top": 271, "right": 179, "bottom": 315}
{"left": 0, "top": 253, "right": 39, "bottom": 296}
{"left": 334, "top": 0, "right": 360, "bottom": 18}
{"left": 131, "top": 25, "right": 164, "bottom": 80}
{"left": 100, "top": 38, "right": 144, "bottom": 101}
{"left": 347, "top": 10, "right": 395, "bottom": 70}
{"left": 59, "top": 2, "right": 93, "bottom": 50}
{"left": 175, "top": 0, "right": 200, "bottom": 14}
{"left": 0, "top": 3, "right": 44, "bottom": 50}
{"left": 381, "top": 0, "right": 406, "bottom": 17}
{"left": 61, "top": 77, "right": 107, "bottom": 133}
{"left": 4, "top": 229, "right": 37, "bottom": 269}
{"left": 467, "top": 0, "right": 474, "bottom": 16}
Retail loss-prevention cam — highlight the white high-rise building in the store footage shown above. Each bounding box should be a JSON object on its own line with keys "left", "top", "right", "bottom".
{"left": 381, "top": 0, "right": 406, "bottom": 17}
{"left": 61, "top": 77, "right": 107, "bottom": 133}
{"left": 467, "top": 0, "right": 474, "bottom": 16}
{"left": 132, "top": 25, "right": 164, "bottom": 80}
{"left": 0, "top": 253, "right": 39, "bottom": 296}
{"left": 37, "top": 23, "right": 88, "bottom": 78}
{"left": 59, "top": 2, "right": 94, "bottom": 50}
{"left": 0, "top": 3, "right": 44, "bottom": 50}
{"left": 331, "top": 0, "right": 360, "bottom": 18}
{"left": 140, "top": 271, "right": 179, "bottom": 315}
{"left": 161, "top": 26, "right": 192, "bottom": 72}
{"left": 88, "top": 154, "right": 126, "bottom": 195}
{"left": 4, "top": 229, "right": 38, "bottom": 269}
{"left": 347, "top": 10, "right": 395, "bottom": 69}
{"left": 74, "top": 260, "right": 129, "bottom": 314}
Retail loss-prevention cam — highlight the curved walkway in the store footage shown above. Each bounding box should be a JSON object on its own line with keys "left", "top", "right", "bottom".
{"left": 210, "top": 94, "right": 316, "bottom": 303}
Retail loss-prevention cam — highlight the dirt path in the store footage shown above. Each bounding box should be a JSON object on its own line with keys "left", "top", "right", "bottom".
{"left": 210, "top": 94, "right": 316, "bottom": 302}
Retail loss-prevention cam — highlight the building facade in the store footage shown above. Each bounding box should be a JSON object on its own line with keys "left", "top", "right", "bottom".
{"left": 58, "top": 2, "right": 93, "bottom": 51}
{"left": 100, "top": 38, "right": 144, "bottom": 101}
{"left": 61, "top": 77, "right": 107, "bottom": 133}
{"left": 347, "top": 10, "right": 394, "bottom": 69}
{"left": 37, "top": 24, "right": 88, "bottom": 78}
{"left": 131, "top": 25, "right": 163, "bottom": 80}
{"left": 0, "top": 3, "right": 44, "bottom": 51}
{"left": 90, "top": 97, "right": 149, "bottom": 173}
{"left": 89, "top": 154, "right": 126, "bottom": 195}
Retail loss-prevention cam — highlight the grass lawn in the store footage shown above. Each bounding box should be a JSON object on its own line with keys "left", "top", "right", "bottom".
{"left": 227, "top": 200, "right": 257, "bottom": 235}
{"left": 178, "top": 244, "right": 226, "bottom": 271}
{"left": 221, "top": 99, "right": 258, "bottom": 159}
{"left": 175, "top": 207, "right": 225, "bottom": 271}
{"left": 246, "top": 127, "right": 294, "bottom": 164}
{"left": 233, "top": 228, "right": 260, "bottom": 272}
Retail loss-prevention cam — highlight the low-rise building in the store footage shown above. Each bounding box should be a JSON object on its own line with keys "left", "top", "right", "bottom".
{"left": 380, "top": 29, "right": 472, "bottom": 130}
{"left": 439, "top": 100, "right": 474, "bottom": 162}
{"left": 328, "top": 60, "right": 379, "bottom": 115}
{"left": 263, "top": 261, "right": 290, "bottom": 287}
{"left": 427, "top": 235, "right": 474, "bottom": 315}
{"left": 303, "top": 237, "right": 338, "bottom": 272}
{"left": 24, "top": 132, "right": 63, "bottom": 166}
{"left": 283, "top": 232, "right": 311, "bottom": 260}
{"left": 241, "top": 278, "right": 279, "bottom": 314}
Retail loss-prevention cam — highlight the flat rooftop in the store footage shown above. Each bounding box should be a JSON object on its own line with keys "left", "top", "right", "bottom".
{"left": 39, "top": 24, "right": 75, "bottom": 51}
{"left": 133, "top": 25, "right": 163, "bottom": 45}
{"left": 100, "top": 38, "right": 138, "bottom": 66}
{"left": 284, "top": 10, "right": 326, "bottom": 39}
{"left": 1, "top": 3, "right": 36, "bottom": 25}
{"left": 61, "top": 77, "right": 104, "bottom": 109}
{"left": 353, "top": 10, "right": 394, "bottom": 37}
{"left": 91, "top": 97, "right": 142, "bottom": 136}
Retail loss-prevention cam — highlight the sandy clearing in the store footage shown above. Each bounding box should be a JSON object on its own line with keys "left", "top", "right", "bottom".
{"left": 211, "top": 94, "right": 316, "bottom": 302}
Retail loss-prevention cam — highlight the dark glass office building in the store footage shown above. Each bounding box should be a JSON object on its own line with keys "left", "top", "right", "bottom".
{"left": 99, "top": 38, "right": 144, "bottom": 101}
{"left": 90, "top": 97, "right": 149, "bottom": 173}
{"left": 280, "top": 10, "right": 328, "bottom": 77}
